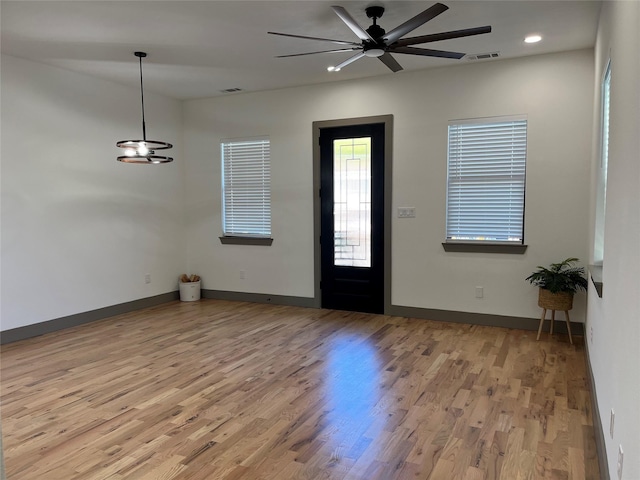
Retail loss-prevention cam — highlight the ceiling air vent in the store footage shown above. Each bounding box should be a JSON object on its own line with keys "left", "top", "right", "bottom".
{"left": 220, "top": 88, "right": 243, "bottom": 93}
{"left": 466, "top": 52, "right": 500, "bottom": 61}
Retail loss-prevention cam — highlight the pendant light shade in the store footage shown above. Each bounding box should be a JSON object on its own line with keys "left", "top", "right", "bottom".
{"left": 117, "top": 52, "right": 173, "bottom": 164}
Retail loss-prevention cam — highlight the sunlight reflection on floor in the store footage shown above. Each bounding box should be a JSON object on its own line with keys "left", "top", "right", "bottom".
{"left": 325, "top": 335, "right": 383, "bottom": 460}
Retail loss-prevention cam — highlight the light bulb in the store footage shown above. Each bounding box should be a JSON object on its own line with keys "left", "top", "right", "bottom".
{"left": 137, "top": 143, "right": 149, "bottom": 156}
{"left": 124, "top": 148, "right": 136, "bottom": 156}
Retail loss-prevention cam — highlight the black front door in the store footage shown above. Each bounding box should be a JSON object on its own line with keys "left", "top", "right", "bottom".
{"left": 320, "top": 123, "right": 385, "bottom": 314}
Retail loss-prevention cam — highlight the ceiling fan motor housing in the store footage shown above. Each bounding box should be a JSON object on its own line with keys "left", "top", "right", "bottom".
{"left": 363, "top": 6, "right": 386, "bottom": 57}
{"left": 365, "top": 6, "right": 386, "bottom": 40}
{"left": 366, "top": 24, "right": 386, "bottom": 39}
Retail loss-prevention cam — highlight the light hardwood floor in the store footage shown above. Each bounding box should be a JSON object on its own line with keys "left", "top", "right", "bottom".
{"left": 1, "top": 299, "right": 600, "bottom": 479}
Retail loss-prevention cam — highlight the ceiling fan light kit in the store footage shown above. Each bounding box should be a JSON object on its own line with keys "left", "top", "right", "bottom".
{"left": 269, "top": 2, "right": 492, "bottom": 73}
{"left": 116, "top": 52, "right": 173, "bottom": 164}
{"left": 363, "top": 48, "right": 385, "bottom": 58}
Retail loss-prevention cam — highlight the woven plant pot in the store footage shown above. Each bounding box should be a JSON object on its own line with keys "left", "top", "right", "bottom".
{"left": 538, "top": 288, "right": 573, "bottom": 311}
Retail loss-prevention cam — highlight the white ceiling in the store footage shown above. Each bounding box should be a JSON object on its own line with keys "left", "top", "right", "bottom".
{"left": 1, "top": 0, "right": 601, "bottom": 100}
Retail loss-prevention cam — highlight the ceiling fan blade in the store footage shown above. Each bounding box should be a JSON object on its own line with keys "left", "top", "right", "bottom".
{"left": 383, "top": 3, "right": 449, "bottom": 45}
{"left": 394, "top": 26, "right": 492, "bottom": 47}
{"left": 331, "top": 6, "right": 374, "bottom": 41}
{"left": 378, "top": 53, "right": 403, "bottom": 72}
{"left": 333, "top": 51, "right": 367, "bottom": 70}
{"left": 391, "top": 46, "right": 465, "bottom": 59}
{"left": 268, "top": 31, "right": 360, "bottom": 46}
{"left": 276, "top": 48, "right": 360, "bottom": 58}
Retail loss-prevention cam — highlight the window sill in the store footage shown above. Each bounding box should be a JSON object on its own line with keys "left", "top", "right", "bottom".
{"left": 442, "top": 243, "right": 528, "bottom": 254}
{"left": 589, "top": 265, "right": 603, "bottom": 298}
{"left": 219, "top": 237, "right": 273, "bottom": 246}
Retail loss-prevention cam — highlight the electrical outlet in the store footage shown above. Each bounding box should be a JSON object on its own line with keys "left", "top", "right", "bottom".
{"left": 475, "top": 286, "right": 484, "bottom": 298}
{"left": 590, "top": 326, "right": 594, "bottom": 344}
{"left": 610, "top": 409, "right": 615, "bottom": 438}
{"left": 239, "top": 270, "right": 246, "bottom": 280}
{"left": 617, "top": 445, "right": 623, "bottom": 479}
{"left": 144, "top": 273, "right": 151, "bottom": 284}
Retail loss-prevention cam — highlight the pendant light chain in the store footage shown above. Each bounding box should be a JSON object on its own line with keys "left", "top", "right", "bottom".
{"left": 138, "top": 53, "right": 147, "bottom": 142}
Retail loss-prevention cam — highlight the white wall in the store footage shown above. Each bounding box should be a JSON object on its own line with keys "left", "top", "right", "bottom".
{"left": 0, "top": 54, "right": 185, "bottom": 331}
{"left": 183, "top": 49, "right": 594, "bottom": 322}
{"left": 587, "top": 1, "right": 640, "bottom": 478}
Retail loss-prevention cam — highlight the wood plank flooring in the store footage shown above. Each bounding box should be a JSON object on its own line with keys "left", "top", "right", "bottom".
{"left": 0, "top": 299, "right": 600, "bottom": 479}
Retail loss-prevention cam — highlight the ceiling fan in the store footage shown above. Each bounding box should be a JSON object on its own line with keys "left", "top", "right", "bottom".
{"left": 268, "top": 3, "right": 491, "bottom": 72}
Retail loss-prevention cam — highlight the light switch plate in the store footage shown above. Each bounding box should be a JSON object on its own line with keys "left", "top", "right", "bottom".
{"left": 610, "top": 409, "right": 615, "bottom": 438}
{"left": 398, "top": 207, "right": 416, "bottom": 218}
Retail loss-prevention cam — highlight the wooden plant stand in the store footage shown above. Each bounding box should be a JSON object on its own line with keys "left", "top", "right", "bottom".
{"left": 536, "top": 288, "right": 574, "bottom": 344}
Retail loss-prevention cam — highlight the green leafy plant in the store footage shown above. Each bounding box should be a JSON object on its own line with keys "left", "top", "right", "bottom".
{"left": 525, "top": 257, "right": 588, "bottom": 294}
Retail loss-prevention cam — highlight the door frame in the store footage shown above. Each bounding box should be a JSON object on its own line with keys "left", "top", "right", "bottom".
{"left": 312, "top": 115, "right": 393, "bottom": 314}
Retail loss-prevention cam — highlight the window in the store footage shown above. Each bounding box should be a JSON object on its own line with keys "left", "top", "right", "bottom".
{"left": 445, "top": 115, "right": 527, "bottom": 250}
{"left": 594, "top": 62, "right": 611, "bottom": 263}
{"left": 221, "top": 137, "right": 272, "bottom": 244}
{"left": 601, "top": 64, "right": 611, "bottom": 174}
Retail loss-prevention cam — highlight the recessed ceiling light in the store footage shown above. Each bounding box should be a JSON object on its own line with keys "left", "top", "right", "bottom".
{"left": 525, "top": 35, "right": 542, "bottom": 44}
{"left": 327, "top": 66, "right": 340, "bottom": 72}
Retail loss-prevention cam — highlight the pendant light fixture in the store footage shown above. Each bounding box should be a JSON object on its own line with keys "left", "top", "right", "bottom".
{"left": 117, "top": 52, "right": 173, "bottom": 164}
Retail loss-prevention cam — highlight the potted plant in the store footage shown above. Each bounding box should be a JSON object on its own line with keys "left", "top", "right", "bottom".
{"left": 526, "top": 257, "right": 588, "bottom": 310}
{"left": 526, "top": 258, "right": 588, "bottom": 343}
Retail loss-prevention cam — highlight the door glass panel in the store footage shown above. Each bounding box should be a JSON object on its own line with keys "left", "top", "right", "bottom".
{"left": 333, "top": 137, "right": 371, "bottom": 267}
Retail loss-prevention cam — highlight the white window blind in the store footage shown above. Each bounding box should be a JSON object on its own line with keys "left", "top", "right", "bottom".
{"left": 446, "top": 116, "right": 527, "bottom": 243}
{"left": 221, "top": 138, "right": 271, "bottom": 237}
